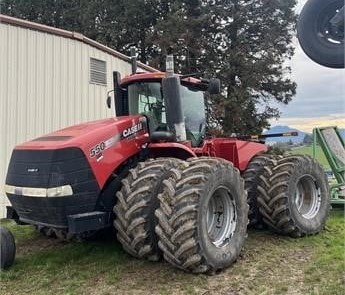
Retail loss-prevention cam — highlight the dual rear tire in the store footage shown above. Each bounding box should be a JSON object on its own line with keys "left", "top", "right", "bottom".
{"left": 257, "top": 155, "right": 330, "bottom": 237}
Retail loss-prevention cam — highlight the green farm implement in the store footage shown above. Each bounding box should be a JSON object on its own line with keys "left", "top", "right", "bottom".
{"left": 313, "top": 126, "right": 345, "bottom": 205}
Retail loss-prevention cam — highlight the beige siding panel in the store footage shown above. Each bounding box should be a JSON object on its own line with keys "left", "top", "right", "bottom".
{"left": 0, "top": 22, "right": 150, "bottom": 217}
{"left": 45, "top": 33, "right": 54, "bottom": 134}
{"left": 0, "top": 23, "right": 8, "bottom": 217}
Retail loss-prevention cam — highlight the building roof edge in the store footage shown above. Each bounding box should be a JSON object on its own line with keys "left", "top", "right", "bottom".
{"left": 0, "top": 14, "right": 157, "bottom": 72}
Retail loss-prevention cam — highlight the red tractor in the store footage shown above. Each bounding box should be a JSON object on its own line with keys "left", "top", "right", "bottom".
{"left": 4, "top": 53, "right": 329, "bottom": 273}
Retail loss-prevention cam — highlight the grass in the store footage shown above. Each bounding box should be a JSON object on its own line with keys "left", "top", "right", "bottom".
{"left": 1, "top": 209, "right": 344, "bottom": 295}
{"left": 1, "top": 144, "right": 343, "bottom": 294}
{"left": 291, "top": 145, "right": 330, "bottom": 169}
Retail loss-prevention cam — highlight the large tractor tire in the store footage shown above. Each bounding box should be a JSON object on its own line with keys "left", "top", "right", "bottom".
{"left": 297, "top": 0, "right": 344, "bottom": 68}
{"left": 258, "top": 155, "right": 330, "bottom": 237}
{"left": 0, "top": 226, "right": 16, "bottom": 270}
{"left": 114, "top": 158, "right": 185, "bottom": 261}
{"left": 155, "top": 157, "right": 248, "bottom": 273}
{"left": 243, "top": 154, "right": 275, "bottom": 227}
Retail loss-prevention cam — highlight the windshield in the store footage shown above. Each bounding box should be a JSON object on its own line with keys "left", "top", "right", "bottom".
{"left": 127, "top": 81, "right": 206, "bottom": 146}
{"left": 180, "top": 85, "right": 206, "bottom": 146}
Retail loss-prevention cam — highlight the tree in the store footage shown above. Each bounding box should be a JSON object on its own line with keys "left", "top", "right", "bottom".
{"left": 202, "top": 0, "right": 297, "bottom": 134}
{"left": 1, "top": 0, "right": 297, "bottom": 135}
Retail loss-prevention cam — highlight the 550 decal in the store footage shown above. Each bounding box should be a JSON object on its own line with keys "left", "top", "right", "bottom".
{"left": 90, "top": 142, "right": 105, "bottom": 157}
{"left": 89, "top": 119, "right": 147, "bottom": 158}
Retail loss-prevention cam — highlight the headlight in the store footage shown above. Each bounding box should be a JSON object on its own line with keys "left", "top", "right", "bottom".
{"left": 47, "top": 185, "right": 73, "bottom": 197}
{"left": 4, "top": 184, "right": 73, "bottom": 197}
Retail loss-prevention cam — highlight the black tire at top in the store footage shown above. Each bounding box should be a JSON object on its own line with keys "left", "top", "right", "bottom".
{"left": 0, "top": 226, "right": 16, "bottom": 270}
{"left": 297, "top": 0, "right": 344, "bottom": 68}
{"left": 242, "top": 154, "right": 275, "bottom": 227}
{"left": 155, "top": 157, "right": 248, "bottom": 274}
{"left": 114, "top": 158, "right": 184, "bottom": 261}
{"left": 258, "top": 155, "right": 330, "bottom": 237}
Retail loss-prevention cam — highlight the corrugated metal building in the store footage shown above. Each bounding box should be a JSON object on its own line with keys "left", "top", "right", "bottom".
{"left": 0, "top": 15, "right": 156, "bottom": 217}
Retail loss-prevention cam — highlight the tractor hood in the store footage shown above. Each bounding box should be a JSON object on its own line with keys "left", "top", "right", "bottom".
{"left": 10, "top": 115, "right": 149, "bottom": 189}
{"left": 16, "top": 115, "right": 148, "bottom": 151}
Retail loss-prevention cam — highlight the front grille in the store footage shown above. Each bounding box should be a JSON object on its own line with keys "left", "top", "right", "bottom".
{"left": 5, "top": 147, "right": 100, "bottom": 227}
{"left": 6, "top": 148, "right": 99, "bottom": 193}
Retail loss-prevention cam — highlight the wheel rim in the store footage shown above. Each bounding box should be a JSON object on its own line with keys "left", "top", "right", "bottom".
{"left": 294, "top": 175, "right": 321, "bottom": 220}
{"left": 317, "top": 2, "right": 344, "bottom": 44}
{"left": 206, "top": 186, "right": 237, "bottom": 247}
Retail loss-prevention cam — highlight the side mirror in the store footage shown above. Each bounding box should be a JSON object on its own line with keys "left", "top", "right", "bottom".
{"left": 106, "top": 95, "right": 112, "bottom": 109}
{"left": 208, "top": 78, "right": 221, "bottom": 95}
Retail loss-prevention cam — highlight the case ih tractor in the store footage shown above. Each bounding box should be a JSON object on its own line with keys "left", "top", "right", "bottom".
{"left": 4, "top": 53, "right": 329, "bottom": 273}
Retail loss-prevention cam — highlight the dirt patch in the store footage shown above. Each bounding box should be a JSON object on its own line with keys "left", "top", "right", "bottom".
{"left": 81, "top": 235, "right": 314, "bottom": 295}
{"left": 16, "top": 236, "right": 65, "bottom": 256}
{"left": 81, "top": 256, "right": 210, "bottom": 295}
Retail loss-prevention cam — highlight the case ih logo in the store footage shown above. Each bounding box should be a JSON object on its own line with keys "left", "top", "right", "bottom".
{"left": 89, "top": 121, "right": 146, "bottom": 158}
{"left": 122, "top": 122, "right": 144, "bottom": 139}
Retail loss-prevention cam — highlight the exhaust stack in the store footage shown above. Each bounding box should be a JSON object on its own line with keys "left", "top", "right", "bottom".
{"left": 162, "top": 54, "right": 187, "bottom": 142}
{"left": 130, "top": 46, "right": 137, "bottom": 74}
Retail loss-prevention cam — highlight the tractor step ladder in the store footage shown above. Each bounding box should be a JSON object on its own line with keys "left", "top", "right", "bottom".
{"left": 313, "top": 126, "right": 345, "bottom": 205}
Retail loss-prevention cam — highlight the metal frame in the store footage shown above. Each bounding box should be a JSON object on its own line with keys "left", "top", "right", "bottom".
{"left": 313, "top": 126, "right": 345, "bottom": 204}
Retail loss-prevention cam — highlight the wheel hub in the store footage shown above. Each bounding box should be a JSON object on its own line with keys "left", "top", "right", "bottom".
{"left": 295, "top": 174, "right": 321, "bottom": 220}
{"left": 206, "top": 186, "right": 237, "bottom": 247}
{"left": 318, "top": 2, "right": 344, "bottom": 44}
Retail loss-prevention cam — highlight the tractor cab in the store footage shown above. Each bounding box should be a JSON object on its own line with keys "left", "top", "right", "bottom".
{"left": 123, "top": 76, "right": 209, "bottom": 146}
{"left": 109, "top": 54, "right": 220, "bottom": 147}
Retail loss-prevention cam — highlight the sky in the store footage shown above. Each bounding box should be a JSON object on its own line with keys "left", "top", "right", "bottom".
{"left": 269, "top": 0, "right": 345, "bottom": 133}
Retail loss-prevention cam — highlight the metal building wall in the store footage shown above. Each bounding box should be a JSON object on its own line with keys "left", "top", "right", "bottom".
{"left": 0, "top": 21, "right": 150, "bottom": 217}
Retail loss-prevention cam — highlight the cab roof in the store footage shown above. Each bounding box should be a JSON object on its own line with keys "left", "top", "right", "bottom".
{"left": 121, "top": 72, "right": 207, "bottom": 89}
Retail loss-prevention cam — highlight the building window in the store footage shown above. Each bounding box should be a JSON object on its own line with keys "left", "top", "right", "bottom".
{"left": 90, "top": 58, "right": 107, "bottom": 85}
